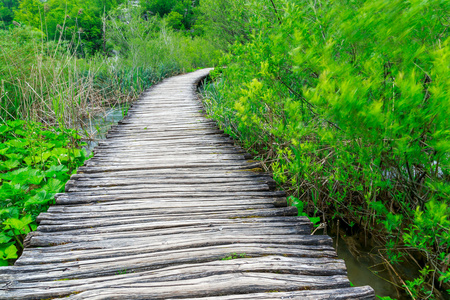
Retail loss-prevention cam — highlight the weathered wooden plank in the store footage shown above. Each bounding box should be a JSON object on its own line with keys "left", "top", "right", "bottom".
{"left": 70, "top": 169, "right": 269, "bottom": 179}
{"left": 76, "top": 162, "right": 263, "bottom": 173}
{"left": 38, "top": 206, "right": 296, "bottom": 222}
{"left": 64, "top": 176, "right": 274, "bottom": 188}
{"left": 36, "top": 217, "right": 306, "bottom": 234}
{"left": 0, "top": 256, "right": 346, "bottom": 285}
{"left": 87, "top": 154, "right": 248, "bottom": 163}
{"left": 27, "top": 234, "right": 332, "bottom": 253}
{"left": 55, "top": 191, "right": 287, "bottom": 204}
{"left": 0, "top": 259, "right": 355, "bottom": 300}
{"left": 62, "top": 183, "right": 272, "bottom": 195}
{"left": 178, "top": 286, "right": 376, "bottom": 300}
{"left": 18, "top": 241, "right": 336, "bottom": 266}
{"left": 63, "top": 273, "right": 350, "bottom": 300}
{"left": 28, "top": 226, "right": 312, "bottom": 246}
{"left": 47, "top": 197, "right": 288, "bottom": 212}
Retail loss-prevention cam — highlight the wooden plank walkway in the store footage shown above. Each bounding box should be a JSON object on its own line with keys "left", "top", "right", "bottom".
{"left": 0, "top": 69, "right": 375, "bottom": 299}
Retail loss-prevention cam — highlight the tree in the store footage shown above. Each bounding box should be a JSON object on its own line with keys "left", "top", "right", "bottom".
{"left": 0, "top": 0, "right": 19, "bottom": 26}
{"left": 142, "top": 0, "right": 199, "bottom": 30}
{"left": 142, "top": 0, "right": 179, "bottom": 17}
{"left": 13, "top": 0, "right": 124, "bottom": 55}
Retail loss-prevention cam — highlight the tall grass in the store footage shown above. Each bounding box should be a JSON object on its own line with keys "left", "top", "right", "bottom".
{"left": 0, "top": 4, "right": 218, "bottom": 129}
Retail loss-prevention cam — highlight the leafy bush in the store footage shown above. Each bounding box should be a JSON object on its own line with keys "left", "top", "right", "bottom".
{"left": 202, "top": 0, "right": 450, "bottom": 298}
{"left": 0, "top": 120, "right": 87, "bottom": 265}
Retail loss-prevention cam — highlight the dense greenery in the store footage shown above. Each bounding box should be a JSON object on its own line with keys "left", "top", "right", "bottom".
{"left": 0, "top": 0, "right": 18, "bottom": 27}
{"left": 142, "top": 0, "right": 200, "bottom": 30}
{"left": 1, "top": 0, "right": 449, "bottom": 298}
{"left": 201, "top": 0, "right": 450, "bottom": 298}
{"left": 13, "top": 0, "right": 124, "bottom": 55}
{"left": 0, "top": 120, "right": 87, "bottom": 264}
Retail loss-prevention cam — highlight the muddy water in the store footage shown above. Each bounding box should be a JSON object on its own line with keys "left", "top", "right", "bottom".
{"left": 332, "top": 235, "right": 402, "bottom": 299}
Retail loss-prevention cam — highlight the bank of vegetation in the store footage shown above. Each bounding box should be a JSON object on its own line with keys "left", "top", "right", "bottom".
{"left": 200, "top": 0, "right": 450, "bottom": 299}
{"left": 1, "top": 0, "right": 449, "bottom": 299}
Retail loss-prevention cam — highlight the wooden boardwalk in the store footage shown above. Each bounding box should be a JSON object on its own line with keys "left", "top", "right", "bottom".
{"left": 0, "top": 69, "right": 375, "bottom": 299}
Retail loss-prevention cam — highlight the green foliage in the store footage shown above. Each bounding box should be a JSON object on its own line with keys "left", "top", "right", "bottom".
{"left": 0, "top": 26, "right": 121, "bottom": 124}
{"left": 143, "top": 0, "right": 199, "bottom": 30}
{"left": 143, "top": 0, "right": 179, "bottom": 16}
{"left": 202, "top": 0, "right": 450, "bottom": 298}
{"left": 166, "top": 11, "right": 184, "bottom": 30}
{"left": 289, "top": 196, "right": 320, "bottom": 227}
{"left": 198, "top": 0, "right": 260, "bottom": 48}
{"left": 0, "top": 0, "right": 18, "bottom": 27}
{"left": 0, "top": 120, "right": 87, "bottom": 265}
{"left": 14, "top": 0, "right": 123, "bottom": 56}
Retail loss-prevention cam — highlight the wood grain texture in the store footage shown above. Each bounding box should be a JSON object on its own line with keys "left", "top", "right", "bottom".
{"left": 0, "top": 69, "right": 375, "bottom": 299}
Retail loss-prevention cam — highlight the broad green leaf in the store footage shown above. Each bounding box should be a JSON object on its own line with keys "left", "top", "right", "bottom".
{"left": 44, "top": 164, "right": 69, "bottom": 178}
{"left": 0, "top": 146, "right": 9, "bottom": 155}
{"left": 309, "top": 217, "right": 321, "bottom": 225}
{"left": 4, "top": 160, "right": 20, "bottom": 170}
{"left": 2, "top": 244, "right": 18, "bottom": 260}
{"left": 44, "top": 178, "right": 63, "bottom": 193}
{"left": 0, "top": 207, "right": 19, "bottom": 219}
{"left": 3, "top": 218, "right": 24, "bottom": 231}
{"left": 24, "top": 190, "right": 51, "bottom": 208}
{"left": 5, "top": 139, "right": 28, "bottom": 148}
{"left": 0, "top": 233, "right": 12, "bottom": 244}
{"left": 5, "top": 153, "right": 23, "bottom": 161}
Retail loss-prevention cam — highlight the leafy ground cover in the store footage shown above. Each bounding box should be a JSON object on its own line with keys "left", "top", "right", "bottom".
{"left": 0, "top": 120, "right": 87, "bottom": 265}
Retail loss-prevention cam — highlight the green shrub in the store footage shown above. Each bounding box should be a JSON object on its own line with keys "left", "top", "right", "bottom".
{"left": 202, "top": 0, "right": 450, "bottom": 298}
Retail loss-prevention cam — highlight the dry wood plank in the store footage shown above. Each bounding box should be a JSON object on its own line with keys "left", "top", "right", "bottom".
{"left": 18, "top": 241, "right": 336, "bottom": 265}
{"left": 55, "top": 191, "right": 287, "bottom": 204}
{"left": 63, "top": 273, "right": 350, "bottom": 300}
{"left": 76, "top": 162, "right": 263, "bottom": 173}
{"left": 0, "top": 258, "right": 354, "bottom": 300}
{"left": 64, "top": 176, "right": 274, "bottom": 187}
{"left": 178, "top": 286, "right": 376, "bottom": 300}
{"left": 28, "top": 226, "right": 312, "bottom": 246}
{"left": 0, "top": 256, "right": 346, "bottom": 285}
{"left": 71, "top": 169, "right": 268, "bottom": 178}
{"left": 26, "top": 234, "right": 332, "bottom": 253}
{"left": 62, "top": 184, "right": 272, "bottom": 195}
{"left": 38, "top": 206, "right": 296, "bottom": 222}
{"left": 46, "top": 197, "right": 288, "bottom": 212}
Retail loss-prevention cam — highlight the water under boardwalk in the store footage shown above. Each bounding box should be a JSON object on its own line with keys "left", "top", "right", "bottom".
{"left": 0, "top": 69, "right": 375, "bottom": 299}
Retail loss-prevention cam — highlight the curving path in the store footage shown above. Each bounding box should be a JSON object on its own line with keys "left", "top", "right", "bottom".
{"left": 0, "top": 69, "right": 375, "bottom": 299}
